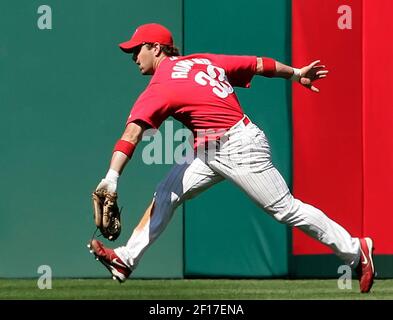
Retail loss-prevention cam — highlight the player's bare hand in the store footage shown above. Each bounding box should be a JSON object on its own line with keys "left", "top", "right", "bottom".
{"left": 299, "top": 60, "right": 328, "bottom": 93}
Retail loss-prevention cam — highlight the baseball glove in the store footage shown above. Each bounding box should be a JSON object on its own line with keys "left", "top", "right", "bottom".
{"left": 92, "top": 190, "right": 121, "bottom": 241}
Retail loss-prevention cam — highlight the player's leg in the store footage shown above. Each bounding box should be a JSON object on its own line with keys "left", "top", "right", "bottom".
{"left": 210, "top": 121, "right": 360, "bottom": 267}
{"left": 216, "top": 139, "right": 374, "bottom": 292}
{"left": 114, "top": 155, "right": 224, "bottom": 270}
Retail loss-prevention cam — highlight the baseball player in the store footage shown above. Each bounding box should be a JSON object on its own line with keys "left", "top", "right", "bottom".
{"left": 89, "top": 23, "right": 375, "bottom": 293}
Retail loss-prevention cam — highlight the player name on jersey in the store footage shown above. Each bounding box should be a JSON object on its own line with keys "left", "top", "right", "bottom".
{"left": 171, "top": 57, "right": 212, "bottom": 79}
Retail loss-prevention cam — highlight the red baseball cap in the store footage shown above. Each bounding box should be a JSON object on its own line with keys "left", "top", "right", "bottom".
{"left": 119, "top": 23, "right": 173, "bottom": 53}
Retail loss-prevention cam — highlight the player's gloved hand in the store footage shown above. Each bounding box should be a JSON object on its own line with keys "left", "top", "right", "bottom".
{"left": 92, "top": 171, "right": 122, "bottom": 241}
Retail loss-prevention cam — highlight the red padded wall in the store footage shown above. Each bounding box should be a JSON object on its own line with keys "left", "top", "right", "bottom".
{"left": 292, "top": 0, "right": 363, "bottom": 254}
{"left": 293, "top": 0, "right": 393, "bottom": 255}
{"left": 363, "top": 0, "right": 393, "bottom": 253}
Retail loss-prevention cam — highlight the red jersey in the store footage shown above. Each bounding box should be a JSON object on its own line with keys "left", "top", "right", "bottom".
{"left": 126, "top": 53, "right": 257, "bottom": 142}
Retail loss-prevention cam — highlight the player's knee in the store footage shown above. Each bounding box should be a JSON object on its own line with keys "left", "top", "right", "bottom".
{"left": 264, "top": 194, "right": 299, "bottom": 224}
{"left": 154, "top": 184, "right": 181, "bottom": 209}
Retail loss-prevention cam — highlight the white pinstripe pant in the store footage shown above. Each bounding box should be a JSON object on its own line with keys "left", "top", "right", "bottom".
{"left": 115, "top": 117, "right": 360, "bottom": 270}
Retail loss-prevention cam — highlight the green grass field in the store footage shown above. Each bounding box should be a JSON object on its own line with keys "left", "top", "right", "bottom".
{"left": 0, "top": 279, "right": 392, "bottom": 300}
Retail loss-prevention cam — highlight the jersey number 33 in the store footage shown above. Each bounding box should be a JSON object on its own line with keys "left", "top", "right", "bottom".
{"left": 194, "top": 65, "right": 234, "bottom": 99}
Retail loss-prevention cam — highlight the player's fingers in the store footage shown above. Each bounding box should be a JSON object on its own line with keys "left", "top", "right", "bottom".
{"left": 311, "top": 85, "right": 320, "bottom": 93}
{"left": 316, "top": 70, "right": 328, "bottom": 75}
{"left": 318, "top": 75, "right": 327, "bottom": 78}
{"left": 312, "top": 75, "right": 326, "bottom": 82}
{"left": 313, "top": 65, "right": 326, "bottom": 69}
{"left": 309, "top": 60, "right": 321, "bottom": 68}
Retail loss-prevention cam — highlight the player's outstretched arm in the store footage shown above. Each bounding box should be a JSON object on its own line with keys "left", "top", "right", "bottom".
{"left": 256, "top": 57, "right": 329, "bottom": 93}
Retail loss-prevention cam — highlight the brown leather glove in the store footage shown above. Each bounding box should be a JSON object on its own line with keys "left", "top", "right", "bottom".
{"left": 92, "top": 190, "right": 121, "bottom": 241}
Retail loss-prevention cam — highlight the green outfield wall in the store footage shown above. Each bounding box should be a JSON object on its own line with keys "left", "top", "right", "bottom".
{"left": 0, "top": 0, "right": 183, "bottom": 278}
{"left": 183, "top": 0, "right": 292, "bottom": 277}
